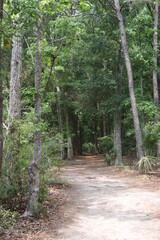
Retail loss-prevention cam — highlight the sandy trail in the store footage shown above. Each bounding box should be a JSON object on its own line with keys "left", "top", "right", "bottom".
{"left": 42, "top": 155, "right": 160, "bottom": 240}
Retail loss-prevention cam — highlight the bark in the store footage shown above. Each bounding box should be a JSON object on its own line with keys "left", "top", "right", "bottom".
{"left": 9, "top": 36, "right": 22, "bottom": 119}
{"left": 63, "top": 91, "right": 74, "bottom": 160}
{"left": 114, "top": 0, "right": 144, "bottom": 159}
{"left": 114, "top": 47, "right": 123, "bottom": 165}
{"left": 24, "top": 12, "right": 42, "bottom": 217}
{"left": 140, "top": 71, "right": 146, "bottom": 128}
{"left": 138, "top": 25, "right": 146, "bottom": 128}
{"left": 94, "top": 121, "right": 98, "bottom": 154}
{"left": 0, "top": 0, "right": 3, "bottom": 176}
{"left": 67, "top": 137, "right": 74, "bottom": 160}
{"left": 79, "top": 125, "right": 83, "bottom": 155}
{"left": 54, "top": 87, "right": 66, "bottom": 160}
{"left": 152, "top": 1, "right": 160, "bottom": 157}
{"left": 114, "top": 111, "right": 122, "bottom": 165}
{"left": 103, "top": 116, "right": 107, "bottom": 137}
{"left": 71, "top": 110, "right": 80, "bottom": 156}
{"left": 153, "top": 1, "right": 159, "bottom": 108}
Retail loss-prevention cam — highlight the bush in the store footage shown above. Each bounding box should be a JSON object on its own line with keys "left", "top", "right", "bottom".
{"left": 105, "top": 154, "right": 112, "bottom": 165}
{"left": 0, "top": 119, "right": 34, "bottom": 210}
{"left": 41, "top": 132, "right": 66, "bottom": 170}
{"left": 0, "top": 206, "right": 18, "bottom": 233}
{"left": 1, "top": 119, "right": 65, "bottom": 215}
{"left": 143, "top": 122, "right": 160, "bottom": 156}
{"left": 98, "top": 136, "right": 113, "bottom": 154}
{"left": 105, "top": 148, "right": 115, "bottom": 166}
{"left": 82, "top": 142, "right": 96, "bottom": 155}
{"left": 137, "top": 156, "right": 157, "bottom": 173}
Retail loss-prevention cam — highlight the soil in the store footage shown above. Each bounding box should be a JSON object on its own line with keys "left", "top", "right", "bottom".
{"left": 2, "top": 155, "right": 160, "bottom": 240}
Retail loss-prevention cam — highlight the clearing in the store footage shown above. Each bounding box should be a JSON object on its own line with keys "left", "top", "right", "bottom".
{"left": 3, "top": 155, "right": 160, "bottom": 240}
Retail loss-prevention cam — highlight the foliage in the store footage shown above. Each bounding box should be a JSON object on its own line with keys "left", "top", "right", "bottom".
{"left": 98, "top": 136, "right": 113, "bottom": 154}
{"left": 1, "top": 0, "right": 160, "bottom": 221}
{"left": 105, "top": 154, "right": 112, "bottom": 166}
{"left": 105, "top": 148, "right": 115, "bottom": 166}
{"left": 143, "top": 122, "right": 160, "bottom": 156}
{"left": 41, "top": 132, "right": 66, "bottom": 169}
{"left": 82, "top": 142, "right": 96, "bottom": 155}
{"left": 137, "top": 156, "right": 158, "bottom": 173}
{"left": 0, "top": 118, "right": 65, "bottom": 210}
{"left": 0, "top": 119, "right": 34, "bottom": 209}
{"left": 0, "top": 206, "right": 18, "bottom": 233}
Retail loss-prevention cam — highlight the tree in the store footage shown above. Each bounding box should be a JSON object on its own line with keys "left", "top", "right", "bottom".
{"left": 114, "top": 46, "right": 123, "bottom": 165}
{"left": 24, "top": 1, "right": 42, "bottom": 217}
{"left": 114, "top": 0, "right": 144, "bottom": 159}
{"left": 62, "top": 89, "right": 74, "bottom": 161}
{"left": 9, "top": 36, "right": 23, "bottom": 119}
{"left": 0, "top": 0, "right": 3, "bottom": 176}
{"left": 152, "top": 1, "right": 160, "bottom": 157}
{"left": 153, "top": 1, "right": 159, "bottom": 109}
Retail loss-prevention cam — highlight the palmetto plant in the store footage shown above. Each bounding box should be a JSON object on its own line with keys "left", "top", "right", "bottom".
{"left": 137, "top": 156, "right": 158, "bottom": 173}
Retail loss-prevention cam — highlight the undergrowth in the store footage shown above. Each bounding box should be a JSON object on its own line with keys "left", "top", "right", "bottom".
{"left": 137, "top": 156, "right": 158, "bottom": 173}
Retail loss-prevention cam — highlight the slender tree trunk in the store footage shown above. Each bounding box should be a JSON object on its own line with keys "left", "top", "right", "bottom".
{"left": 103, "top": 116, "right": 106, "bottom": 137}
{"left": 114, "top": 0, "right": 144, "bottom": 159}
{"left": 79, "top": 125, "right": 83, "bottom": 155}
{"left": 9, "top": 36, "right": 22, "bottom": 119}
{"left": 114, "top": 47, "right": 123, "bottom": 165}
{"left": 152, "top": 1, "right": 160, "bottom": 157}
{"left": 54, "top": 87, "right": 66, "bottom": 160}
{"left": 70, "top": 110, "right": 80, "bottom": 156}
{"left": 140, "top": 70, "right": 146, "bottom": 128}
{"left": 114, "top": 111, "right": 122, "bottom": 165}
{"left": 153, "top": 1, "right": 159, "bottom": 108}
{"left": 0, "top": 0, "right": 3, "bottom": 176}
{"left": 24, "top": 9, "right": 42, "bottom": 217}
{"left": 94, "top": 121, "right": 98, "bottom": 154}
{"left": 63, "top": 91, "right": 74, "bottom": 161}
{"left": 138, "top": 26, "right": 146, "bottom": 128}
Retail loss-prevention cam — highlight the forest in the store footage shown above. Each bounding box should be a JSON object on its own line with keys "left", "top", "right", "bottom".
{"left": 0, "top": 0, "right": 160, "bottom": 239}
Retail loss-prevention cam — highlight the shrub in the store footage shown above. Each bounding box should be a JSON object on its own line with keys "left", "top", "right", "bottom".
{"left": 0, "top": 119, "right": 34, "bottom": 210}
{"left": 137, "top": 156, "right": 157, "bottom": 173}
{"left": 105, "top": 154, "right": 112, "bottom": 166}
{"left": 0, "top": 206, "right": 18, "bottom": 233}
{"left": 143, "top": 122, "right": 160, "bottom": 156}
{"left": 82, "top": 142, "right": 96, "bottom": 155}
{"left": 41, "top": 132, "right": 66, "bottom": 170}
{"left": 105, "top": 148, "right": 115, "bottom": 166}
{"left": 98, "top": 136, "right": 113, "bottom": 154}
{"left": 1, "top": 119, "right": 65, "bottom": 215}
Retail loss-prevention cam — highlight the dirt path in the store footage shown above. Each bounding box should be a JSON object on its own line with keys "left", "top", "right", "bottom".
{"left": 3, "top": 155, "right": 160, "bottom": 240}
{"left": 37, "top": 155, "right": 160, "bottom": 240}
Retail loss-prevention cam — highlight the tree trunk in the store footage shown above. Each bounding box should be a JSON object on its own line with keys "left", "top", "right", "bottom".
{"left": 54, "top": 87, "right": 66, "bottom": 160}
{"left": 114, "top": 111, "right": 122, "bottom": 165}
{"left": 152, "top": 1, "right": 160, "bottom": 157}
{"left": 94, "top": 121, "right": 98, "bottom": 154}
{"left": 24, "top": 10, "right": 42, "bottom": 217}
{"left": 71, "top": 110, "right": 80, "bottom": 156}
{"left": 9, "top": 36, "right": 22, "bottom": 119}
{"left": 114, "top": 46, "right": 123, "bottom": 165}
{"left": 103, "top": 116, "right": 107, "bottom": 137}
{"left": 153, "top": 1, "right": 159, "bottom": 108}
{"left": 63, "top": 91, "right": 74, "bottom": 161}
{"left": 0, "top": 0, "right": 3, "bottom": 176}
{"left": 79, "top": 125, "right": 83, "bottom": 155}
{"left": 65, "top": 111, "right": 74, "bottom": 160}
{"left": 114, "top": 0, "right": 144, "bottom": 159}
